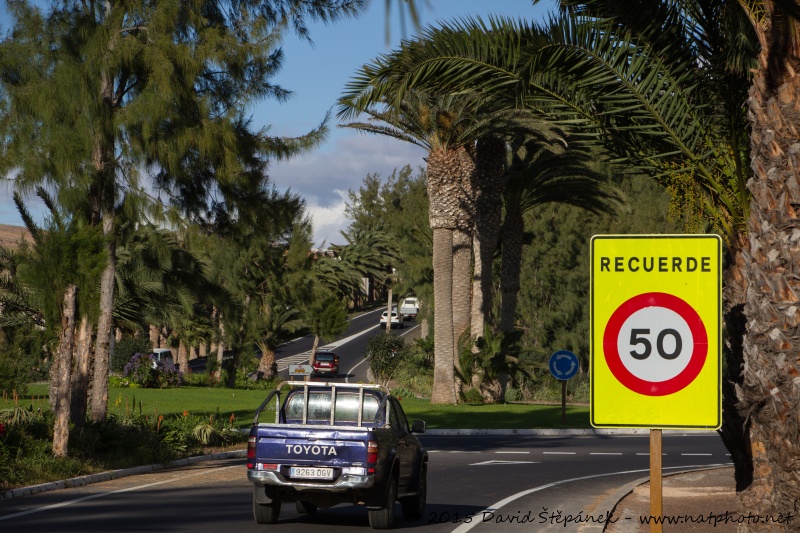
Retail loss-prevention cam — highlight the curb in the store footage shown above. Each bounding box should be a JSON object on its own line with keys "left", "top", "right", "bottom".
{"left": 579, "top": 465, "right": 734, "bottom": 533}
{"left": 423, "top": 428, "right": 718, "bottom": 436}
{"left": 0, "top": 450, "right": 246, "bottom": 501}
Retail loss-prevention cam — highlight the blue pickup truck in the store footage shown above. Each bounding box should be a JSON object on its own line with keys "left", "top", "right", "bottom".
{"left": 246, "top": 382, "right": 428, "bottom": 529}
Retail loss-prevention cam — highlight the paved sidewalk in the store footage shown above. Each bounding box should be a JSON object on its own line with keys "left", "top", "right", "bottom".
{"left": 603, "top": 466, "right": 738, "bottom": 532}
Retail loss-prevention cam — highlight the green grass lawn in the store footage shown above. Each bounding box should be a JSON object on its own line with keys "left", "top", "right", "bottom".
{"left": 4, "top": 384, "right": 591, "bottom": 430}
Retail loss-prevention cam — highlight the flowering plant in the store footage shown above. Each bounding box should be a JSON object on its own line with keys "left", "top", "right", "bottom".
{"left": 123, "top": 353, "right": 183, "bottom": 388}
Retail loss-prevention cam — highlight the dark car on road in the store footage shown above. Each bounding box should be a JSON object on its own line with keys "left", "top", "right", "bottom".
{"left": 312, "top": 350, "right": 340, "bottom": 376}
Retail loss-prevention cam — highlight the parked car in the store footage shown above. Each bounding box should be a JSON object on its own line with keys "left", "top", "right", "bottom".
{"left": 312, "top": 350, "right": 340, "bottom": 376}
{"left": 149, "top": 348, "right": 175, "bottom": 370}
{"left": 379, "top": 309, "right": 405, "bottom": 329}
{"left": 399, "top": 297, "right": 419, "bottom": 319}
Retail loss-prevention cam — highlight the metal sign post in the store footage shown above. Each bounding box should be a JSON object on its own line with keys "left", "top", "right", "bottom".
{"left": 548, "top": 350, "right": 580, "bottom": 425}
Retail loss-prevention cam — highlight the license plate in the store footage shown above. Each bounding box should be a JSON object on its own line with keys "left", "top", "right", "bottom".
{"left": 290, "top": 467, "right": 334, "bottom": 480}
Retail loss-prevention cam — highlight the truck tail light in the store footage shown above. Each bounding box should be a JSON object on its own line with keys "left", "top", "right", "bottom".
{"left": 367, "top": 441, "right": 378, "bottom": 474}
{"left": 247, "top": 436, "right": 256, "bottom": 469}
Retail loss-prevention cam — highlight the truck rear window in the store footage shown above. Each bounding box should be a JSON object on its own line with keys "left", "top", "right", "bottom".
{"left": 285, "top": 391, "right": 380, "bottom": 424}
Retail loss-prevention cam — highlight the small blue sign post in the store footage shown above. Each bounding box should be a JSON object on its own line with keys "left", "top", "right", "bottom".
{"left": 549, "top": 350, "right": 580, "bottom": 424}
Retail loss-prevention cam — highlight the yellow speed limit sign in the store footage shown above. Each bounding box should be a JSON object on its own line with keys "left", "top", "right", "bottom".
{"left": 590, "top": 235, "right": 721, "bottom": 429}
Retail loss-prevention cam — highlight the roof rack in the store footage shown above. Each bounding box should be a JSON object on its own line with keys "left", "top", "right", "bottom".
{"left": 252, "top": 381, "right": 390, "bottom": 426}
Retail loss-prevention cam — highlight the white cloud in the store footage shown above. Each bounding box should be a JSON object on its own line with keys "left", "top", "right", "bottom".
{"left": 306, "top": 191, "right": 349, "bottom": 248}
{"left": 269, "top": 133, "right": 427, "bottom": 247}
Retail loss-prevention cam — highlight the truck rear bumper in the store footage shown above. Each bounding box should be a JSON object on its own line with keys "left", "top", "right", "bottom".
{"left": 248, "top": 470, "right": 374, "bottom": 491}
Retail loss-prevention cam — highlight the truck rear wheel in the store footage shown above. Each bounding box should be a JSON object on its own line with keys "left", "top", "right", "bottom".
{"left": 400, "top": 465, "right": 426, "bottom": 521}
{"left": 368, "top": 478, "right": 396, "bottom": 529}
{"left": 295, "top": 500, "right": 317, "bottom": 514}
{"left": 253, "top": 493, "right": 281, "bottom": 524}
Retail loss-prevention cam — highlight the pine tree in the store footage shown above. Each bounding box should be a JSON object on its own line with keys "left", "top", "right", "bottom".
{"left": 0, "top": 0, "right": 365, "bottom": 421}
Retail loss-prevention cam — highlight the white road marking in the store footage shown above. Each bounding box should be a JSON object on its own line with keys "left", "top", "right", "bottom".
{"left": 470, "top": 460, "right": 540, "bottom": 466}
{"left": 449, "top": 464, "right": 730, "bottom": 533}
{"left": 543, "top": 452, "right": 575, "bottom": 455}
{"left": 590, "top": 453, "right": 622, "bottom": 455}
{"left": 0, "top": 465, "right": 240, "bottom": 521}
{"left": 495, "top": 451, "right": 530, "bottom": 454}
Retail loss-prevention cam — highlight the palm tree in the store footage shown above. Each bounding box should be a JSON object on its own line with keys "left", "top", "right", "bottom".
{"left": 339, "top": 31, "right": 565, "bottom": 399}
{"left": 339, "top": 88, "right": 490, "bottom": 403}
{"left": 500, "top": 139, "right": 623, "bottom": 332}
{"left": 376, "top": 9, "right": 757, "bottom": 486}
{"left": 716, "top": 0, "right": 800, "bottom": 523}
{"left": 558, "top": 0, "right": 800, "bottom": 523}
{"left": 494, "top": 138, "right": 624, "bottom": 399}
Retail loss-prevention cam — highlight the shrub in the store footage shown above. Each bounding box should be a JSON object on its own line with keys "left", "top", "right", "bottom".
{"left": 461, "top": 387, "right": 484, "bottom": 404}
{"left": 182, "top": 370, "right": 222, "bottom": 388}
{"left": 112, "top": 337, "right": 152, "bottom": 374}
{"left": 224, "top": 368, "right": 279, "bottom": 390}
{"left": 0, "top": 355, "right": 30, "bottom": 397}
{"left": 365, "top": 333, "right": 408, "bottom": 387}
{"left": 392, "top": 337, "right": 434, "bottom": 397}
{"left": 123, "top": 353, "right": 182, "bottom": 388}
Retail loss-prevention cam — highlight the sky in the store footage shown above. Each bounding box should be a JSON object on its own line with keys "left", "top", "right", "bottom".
{"left": 0, "top": 0, "right": 556, "bottom": 247}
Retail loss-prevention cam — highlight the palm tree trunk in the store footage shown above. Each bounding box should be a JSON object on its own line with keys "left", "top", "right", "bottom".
{"left": 427, "top": 146, "right": 465, "bottom": 404}
{"left": 257, "top": 346, "right": 277, "bottom": 379}
{"left": 452, "top": 228, "right": 471, "bottom": 367}
{"left": 177, "top": 340, "right": 188, "bottom": 372}
{"left": 149, "top": 324, "right": 160, "bottom": 349}
{"left": 499, "top": 209, "right": 524, "bottom": 334}
{"left": 70, "top": 317, "right": 93, "bottom": 428}
{"left": 471, "top": 136, "right": 505, "bottom": 341}
{"left": 497, "top": 208, "right": 525, "bottom": 400}
{"left": 419, "top": 301, "right": 430, "bottom": 339}
{"left": 737, "top": 14, "right": 800, "bottom": 528}
{"left": 715, "top": 234, "right": 753, "bottom": 492}
{"left": 431, "top": 227, "right": 456, "bottom": 404}
{"left": 215, "top": 309, "right": 225, "bottom": 379}
{"left": 386, "top": 287, "right": 394, "bottom": 331}
{"left": 53, "top": 284, "right": 77, "bottom": 458}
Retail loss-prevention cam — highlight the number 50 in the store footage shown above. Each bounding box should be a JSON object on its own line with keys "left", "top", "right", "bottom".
{"left": 629, "top": 329, "right": 682, "bottom": 360}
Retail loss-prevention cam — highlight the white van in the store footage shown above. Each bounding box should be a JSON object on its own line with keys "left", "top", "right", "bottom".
{"left": 149, "top": 348, "right": 175, "bottom": 370}
{"left": 399, "top": 297, "right": 419, "bottom": 319}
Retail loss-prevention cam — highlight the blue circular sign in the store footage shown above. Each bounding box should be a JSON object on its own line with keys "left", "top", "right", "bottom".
{"left": 549, "top": 350, "right": 580, "bottom": 380}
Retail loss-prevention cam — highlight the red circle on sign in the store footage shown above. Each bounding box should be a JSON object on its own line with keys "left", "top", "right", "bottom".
{"left": 603, "top": 292, "right": 707, "bottom": 396}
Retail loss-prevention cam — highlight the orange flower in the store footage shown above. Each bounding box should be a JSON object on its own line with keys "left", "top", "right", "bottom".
{"left": 183, "top": 410, "right": 189, "bottom": 417}
{"left": 229, "top": 413, "right": 235, "bottom": 424}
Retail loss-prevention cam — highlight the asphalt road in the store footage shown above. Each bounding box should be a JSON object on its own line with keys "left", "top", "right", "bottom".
{"left": 0, "top": 433, "right": 730, "bottom": 533}
{"left": 274, "top": 308, "right": 420, "bottom": 383}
